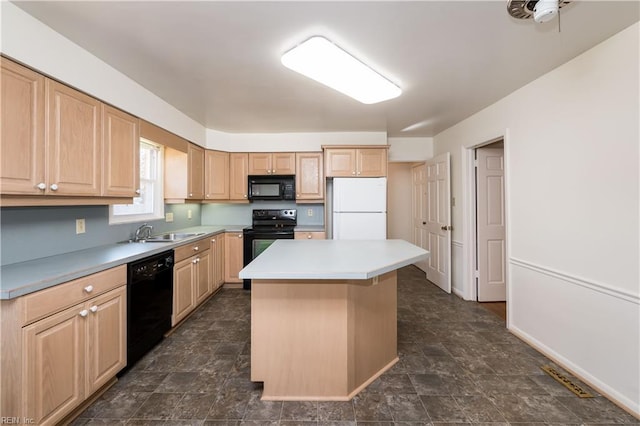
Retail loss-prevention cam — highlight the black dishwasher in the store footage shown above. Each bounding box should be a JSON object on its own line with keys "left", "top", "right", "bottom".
{"left": 126, "top": 250, "right": 174, "bottom": 369}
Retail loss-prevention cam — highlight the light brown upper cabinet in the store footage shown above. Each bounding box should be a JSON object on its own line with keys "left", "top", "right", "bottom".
{"left": 102, "top": 105, "right": 139, "bottom": 197}
{"left": 47, "top": 80, "right": 102, "bottom": 196}
{"left": 164, "top": 142, "right": 206, "bottom": 203}
{"left": 324, "top": 147, "right": 388, "bottom": 177}
{"left": 204, "top": 150, "right": 230, "bottom": 200}
{"left": 229, "top": 153, "right": 249, "bottom": 201}
{"left": 248, "top": 152, "right": 295, "bottom": 175}
{"left": 295, "top": 152, "right": 324, "bottom": 202}
{"left": 0, "top": 58, "right": 45, "bottom": 195}
{"left": 187, "top": 143, "right": 205, "bottom": 200}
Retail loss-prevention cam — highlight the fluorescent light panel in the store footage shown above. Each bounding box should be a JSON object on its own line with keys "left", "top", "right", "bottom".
{"left": 281, "top": 36, "right": 401, "bottom": 104}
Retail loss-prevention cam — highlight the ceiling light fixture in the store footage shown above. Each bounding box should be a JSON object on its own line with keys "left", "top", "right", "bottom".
{"left": 281, "top": 36, "right": 401, "bottom": 104}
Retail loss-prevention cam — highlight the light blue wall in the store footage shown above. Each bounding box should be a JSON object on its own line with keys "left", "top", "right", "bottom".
{"left": 1, "top": 202, "right": 324, "bottom": 265}
{"left": 0, "top": 204, "right": 201, "bottom": 265}
{"left": 201, "top": 202, "right": 325, "bottom": 227}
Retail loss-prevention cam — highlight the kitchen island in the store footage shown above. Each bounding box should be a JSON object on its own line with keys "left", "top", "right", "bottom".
{"left": 239, "top": 239, "right": 428, "bottom": 401}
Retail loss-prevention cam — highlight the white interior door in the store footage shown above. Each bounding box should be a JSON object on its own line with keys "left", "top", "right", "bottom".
{"left": 426, "top": 153, "right": 451, "bottom": 293}
{"left": 476, "top": 146, "right": 506, "bottom": 301}
{"left": 412, "top": 163, "right": 428, "bottom": 272}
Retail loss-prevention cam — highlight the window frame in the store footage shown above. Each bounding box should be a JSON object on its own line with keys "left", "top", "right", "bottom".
{"left": 109, "top": 139, "right": 164, "bottom": 225}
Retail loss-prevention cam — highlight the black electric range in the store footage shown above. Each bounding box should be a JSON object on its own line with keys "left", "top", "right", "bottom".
{"left": 242, "top": 209, "right": 297, "bottom": 289}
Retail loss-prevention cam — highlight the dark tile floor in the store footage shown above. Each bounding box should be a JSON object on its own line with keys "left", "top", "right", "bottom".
{"left": 72, "top": 266, "right": 639, "bottom": 425}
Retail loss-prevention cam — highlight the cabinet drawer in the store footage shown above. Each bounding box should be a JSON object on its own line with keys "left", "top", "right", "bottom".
{"left": 22, "top": 265, "right": 126, "bottom": 326}
{"left": 294, "top": 231, "right": 326, "bottom": 240}
{"left": 174, "top": 237, "right": 210, "bottom": 262}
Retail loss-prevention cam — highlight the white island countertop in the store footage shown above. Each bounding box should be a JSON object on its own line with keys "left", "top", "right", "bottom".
{"left": 239, "top": 239, "right": 429, "bottom": 280}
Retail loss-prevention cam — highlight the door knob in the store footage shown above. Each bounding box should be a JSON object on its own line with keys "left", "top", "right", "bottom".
{"left": 441, "top": 225, "right": 452, "bottom": 231}
{"left": 422, "top": 222, "right": 426, "bottom": 225}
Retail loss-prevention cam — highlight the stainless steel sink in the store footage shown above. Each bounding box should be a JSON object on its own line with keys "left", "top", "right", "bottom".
{"left": 144, "top": 232, "right": 206, "bottom": 242}
{"left": 119, "top": 232, "right": 205, "bottom": 244}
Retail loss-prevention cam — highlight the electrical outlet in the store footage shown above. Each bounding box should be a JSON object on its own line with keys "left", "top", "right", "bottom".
{"left": 165, "top": 212, "right": 174, "bottom": 222}
{"left": 307, "top": 208, "right": 314, "bottom": 217}
{"left": 76, "top": 218, "right": 86, "bottom": 234}
{"left": 187, "top": 209, "right": 192, "bottom": 220}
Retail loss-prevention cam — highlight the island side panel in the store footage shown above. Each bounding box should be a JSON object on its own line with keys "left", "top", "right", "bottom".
{"left": 251, "top": 280, "right": 350, "bottom": 400}
{"left": 347, "top": 271, "right": 398, "bottom": 394}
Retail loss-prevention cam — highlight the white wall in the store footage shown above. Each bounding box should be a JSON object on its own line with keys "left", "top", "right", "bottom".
{"left": 388, "top": 137, "right": 433, "bottom": 162}
{"left": 434, "top": 23, "right": 639, "bottom": 415}
{"left": 0, "top": 2, "right": 207, "bottom": 145}
{"left": 206, "top": 129, "right": 388, "bottom": 151}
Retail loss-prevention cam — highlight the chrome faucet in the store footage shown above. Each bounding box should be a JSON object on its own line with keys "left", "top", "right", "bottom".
{"left": 134, "top": 223, "right": 153, "bottom": 242}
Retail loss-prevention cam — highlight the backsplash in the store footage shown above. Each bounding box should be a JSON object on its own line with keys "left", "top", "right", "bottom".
{"left": 201, "top": 202, "right": 324, "bottom": 226}
{"left": 0, "top": 202, "right": 323, "bottom": 266}
{"left": 0, "top": 204, "right": 201, "bottom": 266}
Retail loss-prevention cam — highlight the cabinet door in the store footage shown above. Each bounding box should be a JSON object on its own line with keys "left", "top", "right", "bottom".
{"left": 47, "top": 80, "right": 102, "bottom": 196}
{"left": 357, "top": 148, "right": 387, "bottom": 177}
{"left": 248, "top": 153, "right": 272, "bottom": 175}
{"left": 324, "top": 148, "right": 356, "bottom": 177}
{"left": 85, "top": 286, "right": 126, "bottom": 394}
{"left": 224, "top": 232, "right": 244, "bottom": 283}
{"left": 195, "top": 251, "right": 212, "bottom": 304}
{"left": 173, "top": 258, "right": 195, "bottom": 326}
{"left": 272, "top": 152, "right": 296, "bottom": 175}
{"left": 102, "top": 105, "right": 139, "bottom": 197}
{"left": 210, "top": 235, "right": 225, "bottom": 290}
{"left": 295, "top": 152, "right": 324, "bottom": 201}
{"left": 229, "top": 153, "right": 249, "bottom": 201}
{"left": 187, "top": 143, "right": 205, "bottom": 200}
{"left": 295, "top": 231, "right": 326, "bottom": 240}
{"left": 216, "top": 233, "right": 226, "bottom": 288}
{"left": 205, "top": 150, "right": 230, "bottom": 200}
{"left": 1, "top": 58, "right": 46, "bottom": 195}
{"left": 23, "top": 304, "right": 85, "bottom": 425}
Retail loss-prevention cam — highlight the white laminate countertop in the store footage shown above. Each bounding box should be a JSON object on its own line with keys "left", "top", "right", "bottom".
{"left": 0, "top": 225, "right": 247, "bottom": 300}
{"left": 239, "top": 239, "right": 429, "bottom": 280}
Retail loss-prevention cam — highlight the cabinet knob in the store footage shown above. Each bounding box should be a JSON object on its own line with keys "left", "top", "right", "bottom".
{"left": 36, "top": 182, "right": 46, "bottom": 190}
{"left": 238, "top": 234, "right": 242, "bottom": 238}
{"left": 307, "top": 234, "right": 312, "bottom": 239}
{"left": 84, "top": 285, "right": 94, "bottom": 293}
{"left": 211, "top": 239, "right": 216, "bottom": 243}
{"left": 50, "top": 183, "right": 59, "bottom": 191}
{"left": 90, "top": 305, "right": 98, "bottom": 313}
{"left": 193, "top": 246, "right": 199, "bottom": 251}
{"left": 135, "top": 189, "right": 141, "bottom": 195}
{"left": 272, "top": 169, "right": 276, "bottom": 174}
{"left": 79, "top": 309, "right": 89, "bottom": 317}
{"left": 189, "top": 193, "right": 193, "bottom": 197}
{"left": 206, "top": 194, "right": 210, "bottom": 198}
{"left": 352, "top": 171, "right": 356, "bottom": 175}
{"left": 243, "top": 194, "right": 247, "bottom": 198}
{"left": 192, "top": 259, "right": 198, "bottom": 264}
{"left": 357, "top": 172, "right": 361, "bottom": 175}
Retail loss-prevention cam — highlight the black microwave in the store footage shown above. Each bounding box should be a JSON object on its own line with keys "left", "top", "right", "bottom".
{"left": 248, "top": 175, "right": 296, "bottom": 201}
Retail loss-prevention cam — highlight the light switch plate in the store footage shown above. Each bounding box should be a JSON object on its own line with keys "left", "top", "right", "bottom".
{"left": 76, "top": 219, "right": 86, "bottom": 234}
{"left": 187, "top": 209, "right": 192, "bottom": 220}
{"left": 307, "top": 208, "right": 314, "bottom": 217}
{"left": 165, "top": 212, "right": 174, "bottom": 222}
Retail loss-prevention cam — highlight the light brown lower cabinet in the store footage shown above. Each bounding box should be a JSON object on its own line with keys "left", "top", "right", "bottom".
{"left": 172, "top": 237, "right": 212, "bottom": 326}
{"left": 210, "top": 233, "right": 225, "bottom": 290}
{"left": 1, "top": 266, "right": 127, "bottom": 426}
{"left": 224, "top": 231, "right": 244, "bottom": 283}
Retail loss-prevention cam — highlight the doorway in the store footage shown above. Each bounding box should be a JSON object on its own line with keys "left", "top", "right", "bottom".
{"left": 462, "top": 137, "right": 509, "bottom": 324}
{"left": 476, "top": 141, "right": 506, "bottom": 321}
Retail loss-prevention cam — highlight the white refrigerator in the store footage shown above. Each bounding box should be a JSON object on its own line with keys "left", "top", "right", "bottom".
{"left": 332, "top": 177, "right": 387, "bottom": 240}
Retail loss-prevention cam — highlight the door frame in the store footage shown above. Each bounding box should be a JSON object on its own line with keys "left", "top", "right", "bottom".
{"left": 460, "top": 130, "right": 512, "bottom": 326}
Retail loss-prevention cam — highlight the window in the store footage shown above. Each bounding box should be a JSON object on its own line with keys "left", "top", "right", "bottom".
{"left": 109, "top": 140, "right": 164, "bottom": 224}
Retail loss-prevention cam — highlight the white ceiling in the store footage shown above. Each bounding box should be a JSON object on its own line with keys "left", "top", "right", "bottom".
{"left": 12, "top": 1, "right": 639, "bottom": 137}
